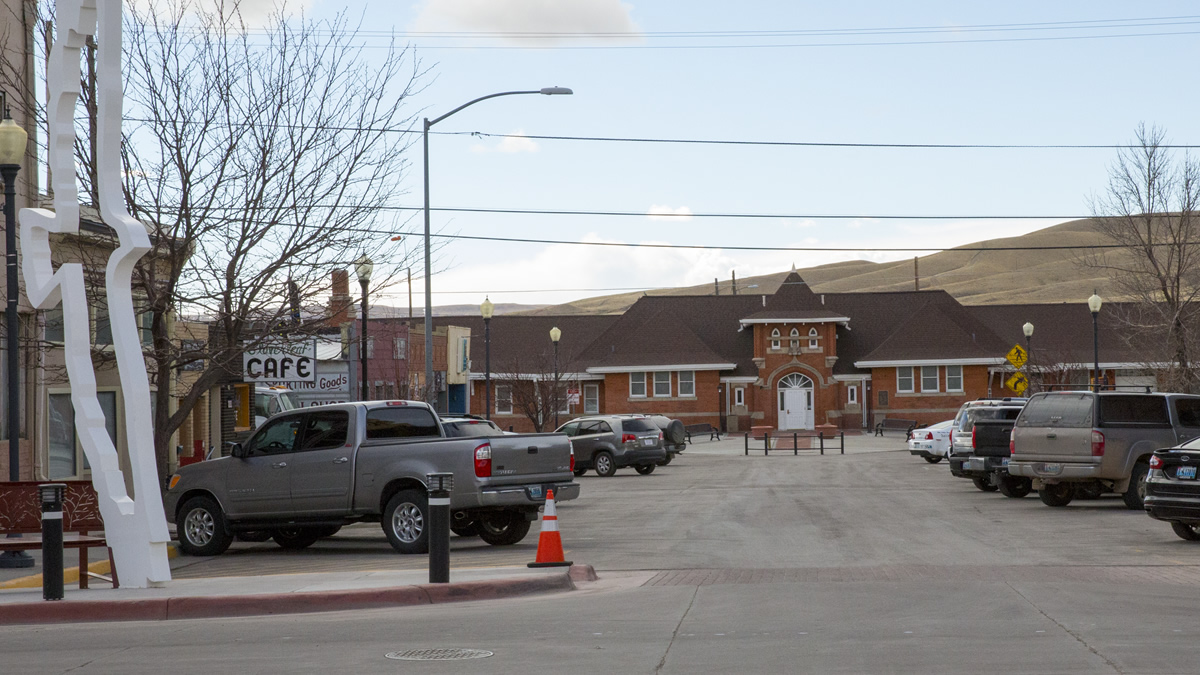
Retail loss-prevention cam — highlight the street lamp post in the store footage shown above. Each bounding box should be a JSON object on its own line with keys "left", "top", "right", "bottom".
{"left": 1089, "top": 292, "right": 1103, "bottom": 392}
{"left": 422, "top": 87, "right": 572, "bottom": 408}
{"left": 1023, "top": 321, "right": 1034, "bottom": 394}
{"left": 0, "top": 92, "right": 33, "bottom": 568}
{"left": 549, "top": 326, "right": 561, "bottom": 429}
{"left": 480, "top": 297, "right": 493, "bottom": 420}
{"left": 355, "top": 256, "right": 373, "bottom": 401}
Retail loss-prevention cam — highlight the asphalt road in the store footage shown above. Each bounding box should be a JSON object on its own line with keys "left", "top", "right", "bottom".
{"left": 5, "top": 446, "right": 1200, "bottom": 674}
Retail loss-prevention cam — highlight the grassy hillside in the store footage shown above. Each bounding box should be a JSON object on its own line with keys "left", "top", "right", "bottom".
{"left": 516, "top": 218, "right": 1117, "bottom": 315}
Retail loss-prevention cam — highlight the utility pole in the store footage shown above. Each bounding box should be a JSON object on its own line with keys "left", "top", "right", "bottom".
{"left": 714, "top": 278, "right": 719, "bottom": 296}
{"left": 913, "top": 257, "right": 920, "bottom": 291}
{"left": 732, "top": 270, "right": 738, "bottom": 295}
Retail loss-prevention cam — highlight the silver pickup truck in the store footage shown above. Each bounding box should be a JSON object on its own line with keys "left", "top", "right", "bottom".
{"left": 163, "top": 401, "right": 579, "bottom": 556}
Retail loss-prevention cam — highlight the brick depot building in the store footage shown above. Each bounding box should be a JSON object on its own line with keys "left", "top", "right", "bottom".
{"left": 431, "top": 273, "right": 1136, "bottom": 433}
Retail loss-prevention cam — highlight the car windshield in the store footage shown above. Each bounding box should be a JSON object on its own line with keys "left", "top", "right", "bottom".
{"left": 622, "top": 419, "right": 657, "bottom": 433}
{"left": 279, "top": 392, "right": 301, "bottom": 411}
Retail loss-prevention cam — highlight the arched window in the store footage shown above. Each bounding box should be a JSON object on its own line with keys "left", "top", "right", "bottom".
{"left": 770, "top": 328, "right": 780, "bottom": 350}
{"left": 789, "top": 327, "right": 800, "bottom": 350}
{"left": 778, "top": 373, "right": 814, "bottom": 389}
{"left": 808, "top": 327, "right": 820, "bottom": 350}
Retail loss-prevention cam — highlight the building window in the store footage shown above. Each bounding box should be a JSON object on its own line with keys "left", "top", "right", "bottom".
{"left": 921, "top": 366, "right": 939, "bottom": 392}
{"left": 896, "top": 367, "right": 914, "bottom": 393}
{"left": 393, "top": 337, "right": 407, "bottom": 359}
{"left": 653, "top": 371, "right": 671, "bottom": 397}
{"left": 630, "top": 372, "right": 647, "bottom": 398}
{"left": 385, "top": 382, "right": 395, "bottom": 399}
{"left": 789, "top": 327, "right": 800, "bottom": 350}
{"left": 678, "top": 371, "right": 695, "bottom": 397}
{"left": 375, "top": 381, "right": 385, "bottom": 399}
{"left": 848, "top": 385, "right": 858, "bottom": 405}
{"left": 45, "top": 308, "right": 64, "bottom": 342}
{"left": 137, "top": 304, "right": 154, "bottom": 346}
{"left": 94, "top": 304, "right": 112, "bottom": 345}
{"left": 49, "top": 390, "right": 117, "bottom": 479}
{"left": 946, "top": 365, "right": 964, "bottom": 392}
{"left": 808, "top": 327, "right": 819, "bottom": 350}
{"left": 495, "top": 385, "right": 512, "bottom": 415}
{"left": 734, "top": 387, "right": 744, "bottom": 407}
{"left": 366, "top": 337, "right": 375, "bottom": 359}
{"left": 584, "top": 384, "right": 599, "bottom": 414}
{"left": 770, "top": 328, "right": 780, "bottom": 350}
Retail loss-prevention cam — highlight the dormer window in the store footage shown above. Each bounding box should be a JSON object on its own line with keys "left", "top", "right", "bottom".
{"left": 808, "top": 327, "right": 819, "bottom": 350}
{"left": 789, "top": 328, "right": 800, "bottom": 350}
{"left": 770, "top": 328, "right": 781, "bottom": 350}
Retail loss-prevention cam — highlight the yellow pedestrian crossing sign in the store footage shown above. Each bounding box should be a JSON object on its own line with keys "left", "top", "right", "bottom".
{"left": 1006, "top": 372, "right": 1029, "bottom": 394}
{"left": 1006, "top": 344, "right": 1028, "bottom": 369}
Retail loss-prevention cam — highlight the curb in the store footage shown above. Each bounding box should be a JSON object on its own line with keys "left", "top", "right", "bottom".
{"left": 0, "top": 564, "right": 593, "bottom": 625}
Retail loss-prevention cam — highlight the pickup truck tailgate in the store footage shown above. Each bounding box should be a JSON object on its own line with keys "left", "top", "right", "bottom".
{"left": 1012, "top": 392, "right": 1094, "bottom": 459}
{"left": 485, "top": 434, "right": 573, "bottom": 480}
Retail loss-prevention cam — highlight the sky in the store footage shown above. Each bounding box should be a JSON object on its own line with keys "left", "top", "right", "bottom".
{"left": 236, "top": 1, "right": 1200, "bottom": 309}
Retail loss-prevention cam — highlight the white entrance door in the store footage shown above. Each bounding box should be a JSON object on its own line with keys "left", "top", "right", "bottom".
{"left": 778, "top": 373, "right": 815, "bottom": 430}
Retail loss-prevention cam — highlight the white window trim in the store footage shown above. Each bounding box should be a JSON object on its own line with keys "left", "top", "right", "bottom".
{"left": 734, "top": 387, "right": 745, "bottom": 406}
{"left": 946, "top": 365, "right": 964, "bottom": 392}
{"left": 630, "top": 372, "right": 647, "bottom": 398}
{"left": 770, "top": 328, "right": 781, "bottom": 351}
{"left": 896, "top": 366, "right": 914, "bottom": 393}
{"left": 678, "top": 371, "right": 696, "bottom": 397}
{"left": 495, "top": 384, "right": 513, "bottom": 415}
{"left": 848, "top": 385, "right": 858, "bottom": 405}
{"left": 584, "top": 383, "right": 599, "bottom": 414}
{"left": 920, "top": 366, "right": 939, "bottom": 393}
{"left": 393, "top": 337, "right": 407, "bottom": 360}
{"left": 808, "top": 327, "right": 819, "bottom": 350}
{"left": 653, "top": 371, "right": 672, "bottom": 397}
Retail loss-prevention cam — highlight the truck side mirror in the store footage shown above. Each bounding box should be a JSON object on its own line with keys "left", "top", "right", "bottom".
{"left": 226, "top": 441, "right": 244, "bottom": 458}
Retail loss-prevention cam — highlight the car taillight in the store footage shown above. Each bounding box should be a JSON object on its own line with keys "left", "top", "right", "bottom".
{"left": 1091, "top": 430, "right": 1105, "bottom": 457}
{"left": 971, "top": 426, "right": 977, "bottom": 450}
{"left": 622, "top": 433, "right": 637, "bottom": 444}
{"left": 1149, "top": 454, "right": 1163, "bottom": 470}
{"left": 474, "top": 442, "right": 492, "bottom": 478}
{"left": 1009, "top": 429, "right": 1016, "bottom": 456}
{"left": 658, "top": 431, "right": 664, "bottom": 440}
{"left": 924, "top": 432, "right": 933, "bottom": 440}
{"left": 569, "top": 440, "right": 575, "bottom": 473}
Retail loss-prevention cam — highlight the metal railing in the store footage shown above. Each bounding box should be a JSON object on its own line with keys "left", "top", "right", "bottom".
{"left": 744, "top": 430, "right": 845, "bottom": 456}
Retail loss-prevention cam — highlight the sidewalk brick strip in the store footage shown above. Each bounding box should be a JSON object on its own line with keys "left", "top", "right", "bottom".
{"left": 643, "top": 565, "right": 1200, "bottom": 586}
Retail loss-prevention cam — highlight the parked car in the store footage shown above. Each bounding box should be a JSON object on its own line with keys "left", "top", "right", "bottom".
{"left": 1009, "top": 391, "right": 1200, "bottom": 508}
{"left": 948, "top": 400, "right": 1027, "bottom": 493}
{"left": 949, "top": 398, "right": 1027, "bottom": 454}
{"left": 1144, "top": 439, "right": 1200, "bottom": 540}
{"left": 441, "top": 416, "right": 508, "bottom": 437}
{"left": 640, "top": 414, "right": 688, "bottom": 464}
{"left": 164, "top": 401, "right": 579, "bottom": 556}
{"left": 555, "top": 415, "right": 667, "bottom": 477}
{"left": 908, "top": 420, "right": 953, "bottom": 463}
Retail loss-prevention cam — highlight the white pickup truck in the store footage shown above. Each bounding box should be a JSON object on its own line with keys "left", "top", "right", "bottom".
{"left": 164, "top": 401, "right": 579, "bottom": 555}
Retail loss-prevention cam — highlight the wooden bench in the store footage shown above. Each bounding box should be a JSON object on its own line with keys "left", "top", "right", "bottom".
{"left": 684, "top": 423, "right": 722, "bottom": 442}
{"left": 874, "top": 418, "right": 917, "bottom": 438}
{"left": 0, "top": 481, "right": 118, "bottom": 589}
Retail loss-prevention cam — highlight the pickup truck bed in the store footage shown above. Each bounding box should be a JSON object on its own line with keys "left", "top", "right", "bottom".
{"left": 949, "top": 415, "right": 1031, "bottom": 498}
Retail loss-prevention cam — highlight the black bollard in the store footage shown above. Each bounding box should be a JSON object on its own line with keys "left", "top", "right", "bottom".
{"left": 426, "top": 472, "right": 452, "bottom": 584}
{"left": 744, "top": 433, "right": 748, "bottom": 456}
{"left": 40, "top": 483, "right": 65, "bottom": 601}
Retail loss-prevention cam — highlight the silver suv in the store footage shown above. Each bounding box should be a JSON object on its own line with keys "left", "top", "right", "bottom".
{"left": 1009, "top": 391, "right": 1200, "bottom": 508}
{"left": 555, "top": 415, "right": 666, "bottom": 477}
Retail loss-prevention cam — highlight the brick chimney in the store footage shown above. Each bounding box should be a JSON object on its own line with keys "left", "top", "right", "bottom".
{"left": 327, "top": 269, "right": 352, "bottom": 326}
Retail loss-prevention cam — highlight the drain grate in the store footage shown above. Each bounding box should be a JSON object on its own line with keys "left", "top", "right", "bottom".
{"left": 385, "top": 648, "right": 494, "bottom": 661}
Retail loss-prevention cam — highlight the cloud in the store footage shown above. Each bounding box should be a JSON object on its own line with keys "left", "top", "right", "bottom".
{"left": 470, "top": 130, "right": 539, "bottom": 153}
{"left": 647, "top": 205, "right": 693, "bottom": 221}
{"left": 411, "top": 0, "right": 642, "bottom": 45}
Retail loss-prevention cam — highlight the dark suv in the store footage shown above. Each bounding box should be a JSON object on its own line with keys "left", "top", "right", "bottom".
{"left": 555, "top": 415, "right": 666, "bottom": 477}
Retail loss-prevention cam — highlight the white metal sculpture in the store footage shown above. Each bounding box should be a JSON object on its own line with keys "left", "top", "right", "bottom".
{"left": 19, "top": 0, "right": 171, "bottom": 587}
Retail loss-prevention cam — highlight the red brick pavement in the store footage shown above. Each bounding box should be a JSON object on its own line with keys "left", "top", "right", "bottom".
{"left": 643, "top": 565, "right": 1200, "bottom": 586}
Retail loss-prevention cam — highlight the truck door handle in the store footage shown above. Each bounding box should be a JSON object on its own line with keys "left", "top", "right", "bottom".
{"left": 272, "top": 461, "right": 288, "bottom": 468}
{"left": 1046, "top": 433, "right": 1057, "bottom": 439}
{"left": 333, "top": 457, "right": 349, "bottom": 464}
{"left": 527, "top": 446, "right": 538, "bottom": 454}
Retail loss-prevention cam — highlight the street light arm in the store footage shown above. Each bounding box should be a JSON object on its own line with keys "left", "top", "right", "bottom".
{"left": 428, "top": 90, "right": 549, "bottom": 128}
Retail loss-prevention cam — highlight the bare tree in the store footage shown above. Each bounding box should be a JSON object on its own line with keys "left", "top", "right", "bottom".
{"left": 1086, "top": 124, "right": 1200, "bottom": 393}
{"left": 492, "top": 354, "right": 573, "bottom": 433}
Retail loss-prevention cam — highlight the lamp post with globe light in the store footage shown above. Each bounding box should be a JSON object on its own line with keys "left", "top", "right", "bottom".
{"left": 355, "top": 256, "right": 373, "bottom": 400}
{"left": 0, "top": 92, "right": 33, "bottom": 568}
{"left": 1089, "top": 292, "right": 1103, "bottom": 392}
{"left": 480, "top": 297, "right": 493, "bottom": 420}
{"left": 1023, "top": 321, "right": 1034, "bottom": 394}
{"left": 550, "top": 326, "right": 561, "bottom": 429}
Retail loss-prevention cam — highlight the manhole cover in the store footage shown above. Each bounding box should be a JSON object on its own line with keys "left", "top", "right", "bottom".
{"left": 385, "top": 648, "right": 494, "bottom": 661}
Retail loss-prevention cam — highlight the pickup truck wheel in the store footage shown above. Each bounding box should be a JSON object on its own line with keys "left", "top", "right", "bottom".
{"left": 1123, "top": 462, "right": 1150, "bottom": 510}
{"left": 971, "top": 477, "right": 998, "bottom": 492}
{"left": 383, "top": 490, "right": 428, "bottom": 554}
{"left": 177, "top": 496, "right": 234, "bottom": 556}
{"left": 1170, "top": 522, "right": 1200, "bottom": 541}
{"left": 477, "top": 512, "right": 532, "bottom": 546}
{"left": 271, "top": 528, "right": 322, "bottom": 550}
{"left": 594, "top": 451, "right": 616, "bottom": 477}
{"left": 998, "top": 476, "right": 1032, "bottom": 498}
{"left": 635, "top": 464, "right": 656, "bottom": 475}
{"left": 1039, "top": 482, "right": 1075, "bottom": 507}
{"left": 923, "top": 456, "right": 943, "bottom": 464}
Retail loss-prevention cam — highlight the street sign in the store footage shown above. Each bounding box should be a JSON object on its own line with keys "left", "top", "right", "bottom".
{"left": 1006, "top": 344, "right": 1028, "bottom": 369}
{"left": 1006, "top": 372, "right": 1029, "bottom": 394}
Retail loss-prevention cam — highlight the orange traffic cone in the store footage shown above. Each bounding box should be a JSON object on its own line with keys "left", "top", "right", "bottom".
{"left": 528, "top": 489, "right": 573, "bottom": 568}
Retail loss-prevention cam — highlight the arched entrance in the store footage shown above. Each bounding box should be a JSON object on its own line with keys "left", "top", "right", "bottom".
{"left": 778, "top": 373, "right": 814, "bottom": 430}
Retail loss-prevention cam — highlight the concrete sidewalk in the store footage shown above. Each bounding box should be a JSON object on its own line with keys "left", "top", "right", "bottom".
{"left": 683, "top": 429, "right": 908, "bottom": 456}
{"left": 0, "top": 563, "right": 594, "bottom": 625}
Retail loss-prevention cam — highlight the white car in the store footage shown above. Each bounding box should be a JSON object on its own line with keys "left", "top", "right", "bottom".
{"left": 908, "top": 420, "right": 954, "bottom": 463}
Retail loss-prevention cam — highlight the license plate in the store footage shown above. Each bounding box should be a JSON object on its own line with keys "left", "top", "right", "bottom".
{"left": 1178, "top": 466, "right": 1197, "bottom": 480}
{"left": 644, "top": 439, "right": 655, "bottom": 447}
{"left": 1001, "top": 458, "right": 1009, "bottom": 466}
{"left": 968, "top": 458, "right": 985, "bottom": 471}
{"left": 528, "top": 485, "right": 543, "bottom": 499}
{"left": 1038, "top": 463, "right": 1063, "bottom": 475}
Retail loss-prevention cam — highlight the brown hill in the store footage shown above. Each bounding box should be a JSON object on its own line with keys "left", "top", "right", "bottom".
{"left": 516, "top": 218, "right": 1117, "bottom": 315}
